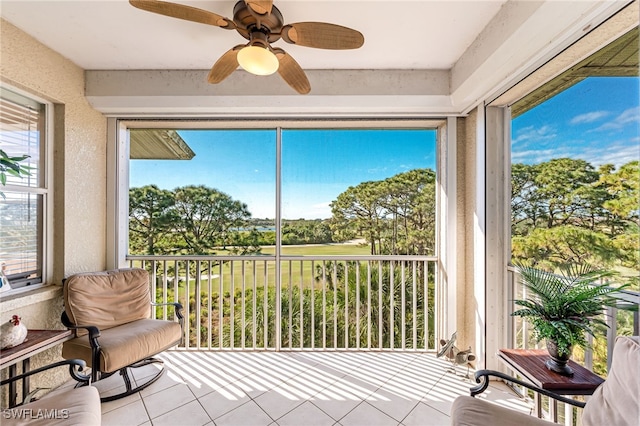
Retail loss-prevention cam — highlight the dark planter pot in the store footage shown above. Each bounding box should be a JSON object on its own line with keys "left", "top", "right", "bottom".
{"left": 545, "top": 340, "right": 574, "bottom": 376}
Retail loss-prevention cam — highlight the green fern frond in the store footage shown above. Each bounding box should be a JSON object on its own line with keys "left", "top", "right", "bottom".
{"left": 511, "top": 263, "right": 632, "bottom": 351}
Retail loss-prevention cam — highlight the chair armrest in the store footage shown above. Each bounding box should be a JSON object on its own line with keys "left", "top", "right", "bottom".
{"left": 471, "top": 369, "right": 586, "bottom": 409}
{"left": 151, "top": 302, "right": 184, "bottom": 328}
{"left": 61, "top": 312, "right": 101, "bottom": 341}
{"left": 60, "top": 312, "right": 100, "bottom": 355}
{"left": 0, "top": 359, "right": 89, "bottom": 387}
{"left": 151, "top": 302, "right": 184, "bottom": 318}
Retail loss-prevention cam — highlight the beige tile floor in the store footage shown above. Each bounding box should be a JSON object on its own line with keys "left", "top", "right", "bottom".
{"left": 79, "top": 351, "right": 535, "bottom": 426}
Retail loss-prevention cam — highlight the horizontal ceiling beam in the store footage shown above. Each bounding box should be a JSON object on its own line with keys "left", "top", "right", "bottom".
{"left": 86, "top": 69, "right": 456, "bottom": 117}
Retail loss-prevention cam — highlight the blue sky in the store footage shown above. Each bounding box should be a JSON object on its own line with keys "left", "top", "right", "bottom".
{"left": 131, "top": 77, "right": 639, "bottom": 220}
{"left": 512, "top": 77, "right": 639, "bottom": 167}
{"left": 130, "top": 129, "right": 437, "bottom": 219}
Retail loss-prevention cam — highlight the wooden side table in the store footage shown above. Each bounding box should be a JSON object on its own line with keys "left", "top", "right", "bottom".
{"left": 0, "top": 329, "right": 73, "bottom": 407}
{"left": 498, "top": 348, "right": 604, "bottom": 422}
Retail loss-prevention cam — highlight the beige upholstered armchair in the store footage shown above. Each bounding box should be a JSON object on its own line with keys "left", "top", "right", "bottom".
{"left": 451, "top": 335, "right": 639, "bottom": 426}
{"left": 60, "top": 268, "right": 183, "bottom": 402}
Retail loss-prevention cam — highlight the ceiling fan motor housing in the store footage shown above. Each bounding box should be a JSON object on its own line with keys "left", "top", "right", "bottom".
{"left": 233, "top": 0, "right": 284, "bottom": 43}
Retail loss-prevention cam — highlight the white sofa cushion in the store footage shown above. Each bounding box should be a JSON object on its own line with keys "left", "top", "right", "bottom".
{"left": 581, "top": 336, "right": 639, "bottom": 426}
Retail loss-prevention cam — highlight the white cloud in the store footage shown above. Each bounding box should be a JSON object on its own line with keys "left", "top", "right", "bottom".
{"left": 579, "top": 143, "right": 640, "bottom": 168}
{"left": 512, "top": 125, "right": 557, "bottom": 145}
{"left": 511, "top": 148, "right": 570, "bottom": 164}
{"left": 595, "top": 106, "right": 640, "bottom": 131}
{"left": 513, "top": 140, "right": 639, "bottom": 168}
{"left": 569, "top": 110, "right": 609, "bottom": 125}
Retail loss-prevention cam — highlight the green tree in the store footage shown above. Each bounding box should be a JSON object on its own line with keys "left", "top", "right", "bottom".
{"left": 173, "top": 185, "right": 251, "bottom": 254}
{"left": 600, "top": 160, "right": 640, "bottom": 235}
{"left": 381, "top": 169, "right": 436, "bottom": 255}
{"left": 129, "top": 185, "right": 177, "bottom": 254}
{"left": 330, "top": 169, "right": 436, "bottom": 255}
{"left": 331, "top": 180, "right": 387, "bottom": 254}
{"left": 511, "top": 159, "right": 638, "bottom": 274}
{"left": 512, "top": 225, "right": 621, "bottom": 270}
{"left": 282, "top": 220, "right": 333, "bottom": 245}
{"left": 511, "top": 163, "right": 543, "bottom": 235}
{"left": 534, "top": 158, "right": 600, "bottom": 228}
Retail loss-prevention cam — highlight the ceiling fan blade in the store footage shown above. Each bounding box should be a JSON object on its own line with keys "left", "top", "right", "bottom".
{"left": 281, "top": 22, "right": 364, "bottom": 50}
{"left": 273, "top": 48, "right": 310, "bottom": 95}
{"left": 207, "top": 46, "right": 243, "bottom": 84}
{"left": 129, "top": 0, "right": 235, "bottom": 29}
{"left": 245, "top": 0, "right": 273, "bottom": 15}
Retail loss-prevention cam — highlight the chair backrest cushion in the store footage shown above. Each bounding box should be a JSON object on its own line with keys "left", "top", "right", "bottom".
{"left": 582, "top": 335, "right": 639, "bottom": 426}
{"left": 64, "top": 268, "right": 151, "bottom": 336}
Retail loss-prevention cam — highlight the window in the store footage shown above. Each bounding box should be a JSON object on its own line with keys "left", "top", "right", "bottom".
{"left": 281, "top": 128, "right": 437, "bottom": 255}
{"left": 0, "top": 87, "right": 48, "bottom": 290}
{"left": 127, "top": 126, "right": 437, "bottom": 257}
{"left": 124, "top": 124, "right": 440, "bottom": 350}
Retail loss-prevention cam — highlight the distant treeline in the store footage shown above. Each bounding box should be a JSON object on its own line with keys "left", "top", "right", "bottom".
{"left": 129, "top": 159, "right": 639, "bottom": 287}
{"left": 129, "top": 168, "right": 437, "bottom": 256}
{"left": 511, "top": 159, "right": 638, "bottom": 284}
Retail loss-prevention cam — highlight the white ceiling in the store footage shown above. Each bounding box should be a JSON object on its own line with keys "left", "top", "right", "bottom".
{"left": 0, "top": 0, "right": 507, "bottom": 71}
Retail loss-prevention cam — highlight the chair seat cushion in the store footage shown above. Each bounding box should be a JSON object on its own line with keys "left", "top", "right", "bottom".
{"left": 451, "top": 396, "right": 556, "bottom": 426}
{"left": 3, "top": 386, "right": 100, "bottom": 426}
{"left": 62, "top": 318, "right": 181, "bottom": 373}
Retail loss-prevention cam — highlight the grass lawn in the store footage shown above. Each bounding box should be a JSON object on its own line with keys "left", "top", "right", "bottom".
{"left": 156, "top": 242, "right": 372, "bottom": 303}
{"left": 261, "top": 243, "right": 370, "bottom": 256}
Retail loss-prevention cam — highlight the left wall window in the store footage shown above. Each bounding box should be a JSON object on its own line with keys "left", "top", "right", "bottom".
{"left": 0, "top": 87, "right": 47, "bottom": 290}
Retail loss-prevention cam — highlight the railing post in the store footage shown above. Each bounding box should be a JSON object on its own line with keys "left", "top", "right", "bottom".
{"left": 606, "top": 306, "right": 617, "bottom": 371}
{"left": 584, "top": 333, "right": 593, "bottom": 371}
{"left": 195, "top": 260, "right": 201, "bottom": 349}
{"left": 506, "top": 267, "right": 514, "bottom": 349}
{"left": 185, "top": 260, "right": 190, "bottom": 349}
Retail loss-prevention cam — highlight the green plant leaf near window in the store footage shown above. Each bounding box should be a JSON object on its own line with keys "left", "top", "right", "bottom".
{"left": 0, "top": 149, "right": 31, "bottom": 199}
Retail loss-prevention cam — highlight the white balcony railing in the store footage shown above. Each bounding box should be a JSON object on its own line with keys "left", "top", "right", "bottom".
{"left": 128, "top": 255, "right": 440, "bottom": 352}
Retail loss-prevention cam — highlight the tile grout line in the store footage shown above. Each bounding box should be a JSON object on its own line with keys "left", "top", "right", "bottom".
{"left": 307, "top": 352, "right": 405, "bottom": 425}
{"left": 247, "top": 352, "right": 373, "bottom": 425}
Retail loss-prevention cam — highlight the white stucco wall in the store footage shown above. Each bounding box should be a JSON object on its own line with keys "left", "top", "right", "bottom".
{"left": 0, "top": 18, "right": 107, "bottom": 400}
{"left": 1, "top": 18, "right": 107, "bottom": 278}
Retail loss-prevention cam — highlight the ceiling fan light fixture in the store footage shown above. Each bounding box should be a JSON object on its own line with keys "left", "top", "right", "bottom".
{"left": 237, "top": 45, "right": 279, "bottom": 76}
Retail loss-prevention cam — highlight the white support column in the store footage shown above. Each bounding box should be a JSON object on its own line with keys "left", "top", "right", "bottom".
{"left": 275, "top": 127, "right": 282, "bottom": 351}
{"left": 437, "top": 118, "right": 457, "bottom": 340}
{"left": 484, "top": 105, "right": 511, "bottom": 370}
{"left": 106, "top": 118, "right": 130, "bottom": 269}
{"left": 446, "top": 117, "right": 458, "bottom": 337}
{"left": 472, "top": 106, "right": 487, "bottom": 368}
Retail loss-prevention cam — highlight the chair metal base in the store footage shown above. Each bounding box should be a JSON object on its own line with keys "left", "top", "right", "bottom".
{"left": 75, "top": 357, "right": 166, "bottom": 403}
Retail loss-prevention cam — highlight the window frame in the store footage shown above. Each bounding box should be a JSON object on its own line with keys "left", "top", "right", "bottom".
{"left": 0, "top": 85, "right": 53, "bottom": 293}
{"left": 108, "top": 117, "right": 457, "bottom": 343}
{"left": 108, "top": 118, "right": 450, "bottom": 264}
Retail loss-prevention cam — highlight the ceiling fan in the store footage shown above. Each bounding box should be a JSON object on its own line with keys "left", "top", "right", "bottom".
{"left": 129, "top": 0, "right": 365, "bottom": 94}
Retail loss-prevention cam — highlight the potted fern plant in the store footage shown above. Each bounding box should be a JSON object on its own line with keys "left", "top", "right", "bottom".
{"left": 512, "top": 264, "right": 629, "bottom": 376}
